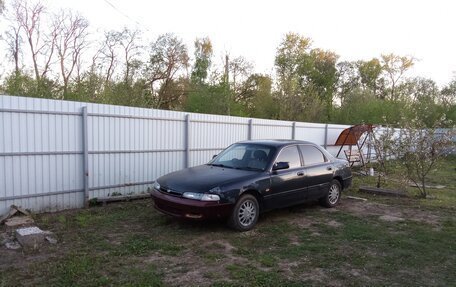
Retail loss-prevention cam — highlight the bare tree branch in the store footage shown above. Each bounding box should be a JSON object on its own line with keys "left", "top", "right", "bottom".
{"left": 13, "top": 0, "right": 45, "bottom": 81}
{"left": 53, "top": 9, "right": 89, "bottom": 97}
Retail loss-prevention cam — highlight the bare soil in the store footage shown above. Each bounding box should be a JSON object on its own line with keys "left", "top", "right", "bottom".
{"left": 0, "top": 196, "right": 453, "bottom": 286}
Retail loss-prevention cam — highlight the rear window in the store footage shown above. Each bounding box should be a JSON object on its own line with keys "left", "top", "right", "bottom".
{"left": 299, "top": 145, "right": 326, "bottom": 165}
{"left": 275, "top": 146, "right": 301, "bottom": 168}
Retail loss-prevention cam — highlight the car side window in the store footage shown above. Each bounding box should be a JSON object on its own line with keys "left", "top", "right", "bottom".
{"left": 275, "top": 146, "right": 301, "bottom": 169}
{"left": 299, "top": 145, "right": 326, "bottom": 166}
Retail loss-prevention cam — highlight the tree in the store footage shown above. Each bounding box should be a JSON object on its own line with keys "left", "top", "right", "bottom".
{"left": 357, "top": 58, "right": 384, "bottom": 98}
{"left": 187, "top": 38, "right": 245, "bottom": 115}
{"left": 440, "top": 79, "right": 456, "bottom": 125}
{"left": 12, "top": 0, "right": 57, "bottom": 81}
{"left": 191, "top": 37, "right": 212, "bottom": 84}
{"left": 332, "top": 88, "right": 410, "bottom": 125}
{"left": 117, "top": 28, "right": 142, "bottom": 84}
{"left": 2, "top": 71, "right": 36, "bottom": 96}
{"left": 381, "top": 53, "right": 414, "bottom": 101}
{"left": 275, "top": 33, "right": 338, "bottom": 122}
{"left": 400, "top": 77, "right": 442, "bottom": 126}
{"left": 100, "top": 30, "right": 121, "bottom": 85}
{"left": 274, "top": 33, "right": 312, "bottom": 121}
{"left": 229, "top": 56, "right": 253, "bottom": 94}
{"left": 53, "top": 10, "right": 89, "bottom": 97}
{"left": 397, "top": 117, "right": 454, "bottom": 198}
{"left": 143, "top": 33, "right": 189, "bottom": 108}
{"left": 224, "top": 55, "right": 253, "bottom": 115}
{"left": 237, "top": 74, "right": 278, "bottom": 119}
{"left": 305, "top": 48, "right": 339, "bottom": 120}
{"left": 440, "top": 78, "right": 456, "bottom": 107}
{"left": 92, "top": 28, "right": 144, "bottom": 105}
{"left": 336, "top": 61, "right": 359, "bottom": 106}
{"left": 185, "top": 83, "right": 227, "bottom": 115}
{"left": 3, "top": 15, "right": 22, "bottom": 74}
{"left": 71, "top": 65, "right": 104, "bottom": 102}
{"left": 1, "top": 70, "right": 58, "bottom": 98}
{"left": 371, "top": 124, "right": 400, "bottom": 188}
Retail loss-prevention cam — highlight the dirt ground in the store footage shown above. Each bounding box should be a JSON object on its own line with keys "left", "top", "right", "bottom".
{"left": 0, "top": 196, "right": 454, "bottom": 286}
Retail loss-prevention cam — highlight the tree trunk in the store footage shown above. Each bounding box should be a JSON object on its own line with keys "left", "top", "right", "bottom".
{"left": 421, "top": 178, "right": 427, "bottom": 198}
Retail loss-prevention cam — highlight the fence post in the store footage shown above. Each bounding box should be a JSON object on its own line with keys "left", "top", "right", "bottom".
{"left": 292, "top": 122, "right": 296, "bottom": 140}
{"left": 82, "top": 106, "right": 89, "bottom": 207}
{"left": 248, "top": 119, "right": 253, "bottom": 140}
{"left": 184, "top": 114, "right": 190, "bottom": 168}
{"left": 324, "top": 123, "right": 329, "bottom": 149}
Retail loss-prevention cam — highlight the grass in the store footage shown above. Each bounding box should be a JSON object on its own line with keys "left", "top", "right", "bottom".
{"left": 1, "top": 156, "right": 455, "bottom": 286}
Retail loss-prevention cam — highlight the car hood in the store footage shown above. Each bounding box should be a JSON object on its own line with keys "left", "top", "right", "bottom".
{"left": 157, "top": 165, "right": 259, "bottom": 193}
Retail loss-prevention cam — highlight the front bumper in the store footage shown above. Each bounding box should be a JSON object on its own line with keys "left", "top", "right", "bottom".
{"left": 151, "top": 189, "right": 233, "bottom": 220}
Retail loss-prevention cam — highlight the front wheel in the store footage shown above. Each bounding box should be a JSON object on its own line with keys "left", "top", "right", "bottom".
{"left": 320, "top": 180, "right": 341, "bottom": 208}
{"left": 228, "top": 194, "right": 259, "bottom": 231}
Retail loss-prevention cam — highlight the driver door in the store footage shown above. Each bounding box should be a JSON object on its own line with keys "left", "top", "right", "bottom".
{"left": 264, "top": 146, "right": 307, "bottom": 209}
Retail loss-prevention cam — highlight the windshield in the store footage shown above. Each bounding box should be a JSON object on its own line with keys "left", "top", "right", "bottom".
{"left": 209, "top": 143, "right": 275, "bottom": 171}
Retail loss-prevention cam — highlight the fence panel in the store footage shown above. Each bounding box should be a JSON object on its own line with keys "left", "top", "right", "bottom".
{"left": 0, "top": 95, "right": 352, "bottom": 215}
{"left": 0, "top": 96, "right": 85, "bottom": 214}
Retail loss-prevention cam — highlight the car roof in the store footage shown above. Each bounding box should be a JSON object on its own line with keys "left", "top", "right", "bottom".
{"left": 236, "top": 139, "right": 315, "bottom": 148}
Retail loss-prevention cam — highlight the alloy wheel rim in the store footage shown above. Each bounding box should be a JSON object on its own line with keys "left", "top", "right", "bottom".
{"left": 238, "top": 200, "right": 256, "bottom": 227}
{"left": 328, "top": 184, "right": 340, "bottom": 205}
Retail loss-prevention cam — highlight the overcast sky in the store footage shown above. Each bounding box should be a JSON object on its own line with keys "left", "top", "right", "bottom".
{"left": 36, "top": 0, "right": 456, "bottom": 85}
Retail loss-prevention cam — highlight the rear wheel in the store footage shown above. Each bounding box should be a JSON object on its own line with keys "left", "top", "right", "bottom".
{"left": 228, "top": 194, "right": 259, "bottom": 231}
{"left": 320, "top": 179, "right": 341, "bottom": 208}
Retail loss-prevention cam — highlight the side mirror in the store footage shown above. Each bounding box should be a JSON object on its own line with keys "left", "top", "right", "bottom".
{"left": 212, "top": 154, "right": 218, "bottom": 159}
{"left": 273, "top": 162, "right": 289, "bottom": 171}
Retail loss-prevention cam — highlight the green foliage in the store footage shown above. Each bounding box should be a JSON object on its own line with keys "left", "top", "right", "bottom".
{"left": 191, "top": 37, "right": 212, "bottom": 84}
{"left": 332, "top": 88, "right": 411, "bottom": 124}
{"left": 441, "top": 79, "right": 456, "bottom": 106}
{"left": 2, "top": 71, "right": 58, "bottom": 98}
{"left": 357, "top": 58, "right": 384, "bottom": 96}
{"left": 143, "top": 33, "right": 189, "bottom": 109}
{"left": 229, "top": 73, "right": 278, "bottom": 119}
{"left": 0, "top": 1, "right": 454, "bottom": 128}
{"left": 185, "top": 82, "right": 228, "bottom": 115}
{"left": 274, "top": 33, "right": 339, "bottom": 122}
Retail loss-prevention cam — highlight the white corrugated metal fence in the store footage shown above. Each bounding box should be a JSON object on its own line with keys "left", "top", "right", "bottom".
{"left": 0, "top": 95, "right": 350, "bottom": 215}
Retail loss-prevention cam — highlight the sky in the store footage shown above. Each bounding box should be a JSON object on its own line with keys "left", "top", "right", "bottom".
{"left": 14, "top": 0, "right": 456, "bottom": 85}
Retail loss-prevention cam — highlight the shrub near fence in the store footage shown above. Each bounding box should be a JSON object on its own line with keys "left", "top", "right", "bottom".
{"left": 0, "top": 95, "right": 349, "bottom": 215}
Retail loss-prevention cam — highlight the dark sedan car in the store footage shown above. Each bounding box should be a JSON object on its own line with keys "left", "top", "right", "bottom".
{"left": 152, "top": 140, "right": 352, "bottom": 231}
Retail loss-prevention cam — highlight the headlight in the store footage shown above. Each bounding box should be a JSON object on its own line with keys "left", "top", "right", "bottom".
{"left": 182, "top": 192, "right": 202, "bottom": 200}
{"left": 201, "top": 194, "right": 220, "bottom": 201}
{"left": 183, "top": 192, "right": 220, "bottom": 201}
{"left": 153, "top": 181, "right": 160, "bottom": 190}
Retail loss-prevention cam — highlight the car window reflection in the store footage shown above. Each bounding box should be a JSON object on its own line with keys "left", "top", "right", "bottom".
{"left": 275, "top": 146, "right": 301, "bottom": 168}
{"left": 210, "top": 144, "right": 275, "bottom": 171}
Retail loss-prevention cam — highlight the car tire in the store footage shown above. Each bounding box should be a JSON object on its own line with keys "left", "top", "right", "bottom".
{"left": 228, "top": 194, "right": 259, "bottom": 231}
{"left": 320, "top": 179, "right": 341, "bottom": 208}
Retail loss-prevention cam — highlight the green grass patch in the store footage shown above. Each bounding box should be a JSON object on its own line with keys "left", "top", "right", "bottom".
{"left": 2, "top": 158, "right": 455, "bottom": 286}
{"left": 115, "top": 234, "right": 183, "bottom": 256}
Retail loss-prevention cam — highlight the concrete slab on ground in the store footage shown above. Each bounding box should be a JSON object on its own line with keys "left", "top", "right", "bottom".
{"left": 4, "top": 216, "right": 35, "bottom": 229}
{"left": 15, "top": 226, "right": 45, "bottom": 249}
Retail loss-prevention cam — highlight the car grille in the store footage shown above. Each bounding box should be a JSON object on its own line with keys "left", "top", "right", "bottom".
{"left": 159, "top": 187, "right": 182, "bottom": 197}
{"left": 156, "top": 201, "right": 182, "bottom": 215}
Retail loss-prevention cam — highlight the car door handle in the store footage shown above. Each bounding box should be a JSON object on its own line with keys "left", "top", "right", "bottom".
{"left": 327, "top": 166, "right": 333, "bottom": 171}
{"left": 297, "top": 171, "right": 305, "bottom": 176}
